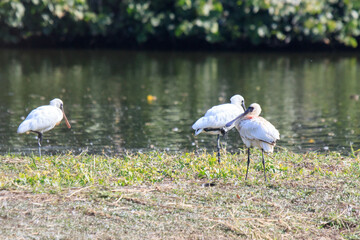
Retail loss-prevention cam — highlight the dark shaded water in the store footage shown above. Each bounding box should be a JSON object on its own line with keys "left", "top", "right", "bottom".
{"left": 1, "top": 49, "right": 360, "bottom": 155}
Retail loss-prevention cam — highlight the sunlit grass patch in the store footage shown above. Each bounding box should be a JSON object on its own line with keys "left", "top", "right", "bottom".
{"left": 0, "top": 150, "right": 359, "bottom": 239}
{"left": 0, "top": 149, "right": 359, "bottom": 192}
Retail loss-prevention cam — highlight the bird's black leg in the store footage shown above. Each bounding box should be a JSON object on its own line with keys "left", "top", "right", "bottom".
{"left": 245, "top": 148, "right": 251, "bottom": 180}
{"left": 262, "top": 149, "right": 267, "bottom": 182}
{"left": 216, "top": 134, "right": 221, "bottom": 163}
{"left": 37, "top": 132, "right": 43, "bottom": 157}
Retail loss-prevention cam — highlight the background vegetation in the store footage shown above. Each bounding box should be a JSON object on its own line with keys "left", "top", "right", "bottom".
{"left": 1, "top": 0, "right": 360, "bottom": 49}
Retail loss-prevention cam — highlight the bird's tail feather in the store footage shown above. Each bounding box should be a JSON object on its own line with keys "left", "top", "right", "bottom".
{"left": 194, "top": 129, "right": 203, "bottom": 136}
{"left": 17, "top": 121, "right": 31, "bottom": 134}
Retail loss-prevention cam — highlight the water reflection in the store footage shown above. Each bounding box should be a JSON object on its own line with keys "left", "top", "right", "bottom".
{"left": 0, "top": 50, "right": 360, "bottom": 155}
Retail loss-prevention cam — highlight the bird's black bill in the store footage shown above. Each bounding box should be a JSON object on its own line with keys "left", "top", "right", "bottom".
{"left": 225, "top": 107, "right": 252, "bottom": 128}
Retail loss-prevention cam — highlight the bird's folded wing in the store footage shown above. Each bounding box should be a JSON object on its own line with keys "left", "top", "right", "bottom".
{"left": 239, "top": 118, "right": 280, "bottom": 144}
{"left": 18, "top": 106, "right": 62, "bottom": 133}
{"left": 193, "top": 104, "right": 242, "bottom": 130}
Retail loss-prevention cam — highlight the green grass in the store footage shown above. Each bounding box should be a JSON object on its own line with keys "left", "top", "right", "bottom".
{"left": 0, "top": 149, "right": 359, "bottom": 239}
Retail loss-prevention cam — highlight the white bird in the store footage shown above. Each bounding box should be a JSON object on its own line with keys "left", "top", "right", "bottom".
{"left": 17, "top": 98, "right": 71, "bottom": 156}
{"left": 192, "top": 95, "right": 246, "bottom": 163}
{"left": 226, "top": 103, "right": 280, "bottom": 181}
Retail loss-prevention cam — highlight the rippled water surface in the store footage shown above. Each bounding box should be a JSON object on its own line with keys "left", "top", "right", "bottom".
{"left": 1, "top": 49, "right": 360, "bottom": 155}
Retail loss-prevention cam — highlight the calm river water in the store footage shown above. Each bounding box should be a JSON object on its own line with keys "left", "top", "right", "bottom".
{"left": 1, "top": 49, "right": 360, "bottom": 155}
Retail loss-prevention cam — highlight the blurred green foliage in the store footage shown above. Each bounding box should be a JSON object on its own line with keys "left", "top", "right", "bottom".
{"left": 1, "top": 0, "right": 360, "bottom": 48}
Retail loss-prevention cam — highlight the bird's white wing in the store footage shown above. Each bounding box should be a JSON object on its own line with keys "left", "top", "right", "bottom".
{"left": 17, "top": 106, "right": 63, "bottom": 133}
{"left": 192, "top": 104, "right": 243, "bottom": 130}
{"left": 239, "top": 117, "right": 280, "bottom": 144}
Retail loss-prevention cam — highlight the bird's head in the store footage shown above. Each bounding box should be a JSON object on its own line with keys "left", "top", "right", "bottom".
{"left": 248, "top": 103, "right": 261, "bottom": 116}
{"left": 50, "top": 98, "right": 71, "bottom": 129}
{"left": 225, "top": 103, "right": 262, "bottom": 128}
{"left": 230, "top": 94, "right": 246, "bottom": 111}
{"left": 50, "top": 98, "right": 64, "bottom": 109}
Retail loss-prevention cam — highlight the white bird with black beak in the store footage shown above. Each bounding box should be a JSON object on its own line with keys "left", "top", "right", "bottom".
{"left": 17, "top": 98, "right": 71, "bottom": 156}
{"left": 226, "top": 103, "right": 280, "bottom": 181}
{"left": 192, "top": 95, "right": 246, "bottom": 163}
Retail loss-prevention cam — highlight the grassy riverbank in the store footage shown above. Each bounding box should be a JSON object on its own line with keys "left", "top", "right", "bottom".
{"left": 0, "top": 150, "right": 359, "bottom": 239}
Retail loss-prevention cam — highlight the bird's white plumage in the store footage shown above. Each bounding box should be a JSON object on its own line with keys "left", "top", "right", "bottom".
{"left": 234, "top": 103, "right": 280, "bottom": 152}
{"left": 192, "top": 95, "right": 245, "bottom": 136}
{"left": 17, "top": 99, "right": 64, "bottom": 134}
{"left": 237, "top": 117, "right": 279, "bottom": 152}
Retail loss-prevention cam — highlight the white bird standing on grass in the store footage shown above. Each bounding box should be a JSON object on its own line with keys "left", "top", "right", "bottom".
{"left": 226, "top": 103, "right": 280, "bottom": 181}
{"left": 17, "top": 98, "right": 71, "bottom": 156}
{"left": 192, "top": 95, "right": 246, "bottom": 163}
